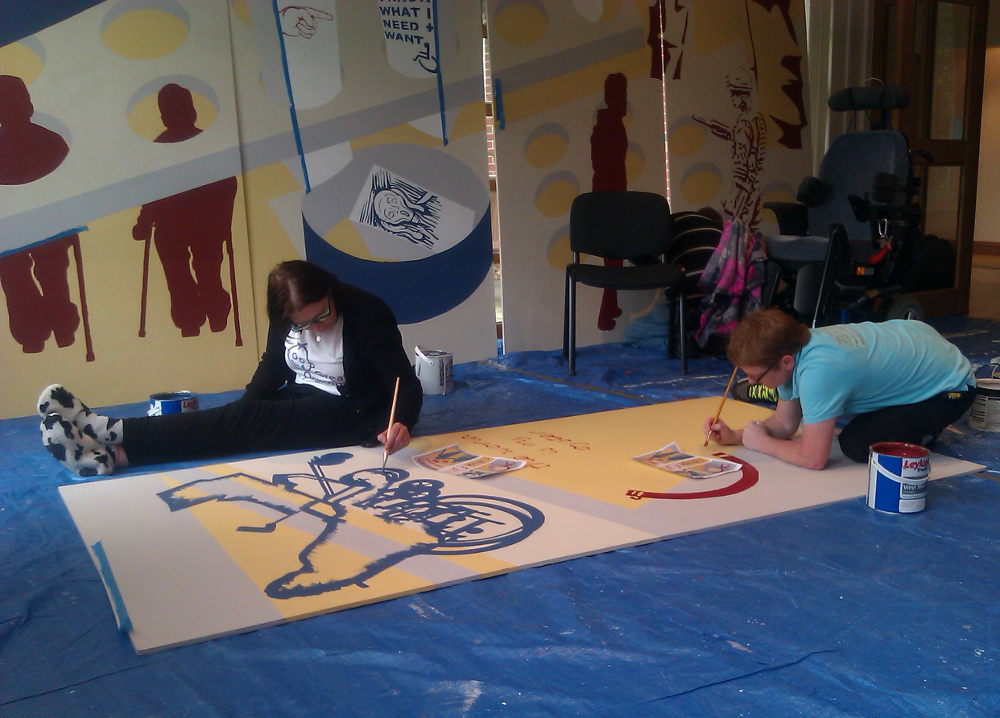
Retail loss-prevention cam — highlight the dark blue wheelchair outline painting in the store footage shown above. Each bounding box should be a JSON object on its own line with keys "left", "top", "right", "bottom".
{"left": 157, "top": 451, "right": 544, "bottom": 599}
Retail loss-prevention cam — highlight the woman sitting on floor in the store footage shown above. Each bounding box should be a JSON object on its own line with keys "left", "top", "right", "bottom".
{"left": 39, "top": 260, "right": 422, "bottom": 476}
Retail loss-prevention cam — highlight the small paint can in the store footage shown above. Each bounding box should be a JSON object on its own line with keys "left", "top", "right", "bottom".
{"left": 867, "top": 441, "right": 930, "bottom": 514}
{"left": 414, "top": 346, "right": 453, "bottom": 395}
{"left": 148, "top": 391, "right": 199, "bottom": 417}
{"left": 969, "top": 378, "right": 1000, "bottom": 432}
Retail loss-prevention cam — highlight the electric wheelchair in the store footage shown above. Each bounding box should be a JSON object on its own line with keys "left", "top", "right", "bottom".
{"left": 762, "top": 84, "right": 955, "bottom": 326}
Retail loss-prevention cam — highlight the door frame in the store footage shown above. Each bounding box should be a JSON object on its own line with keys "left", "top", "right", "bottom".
{"left": 871, "top": 0, "right": 989, "bottom": 316}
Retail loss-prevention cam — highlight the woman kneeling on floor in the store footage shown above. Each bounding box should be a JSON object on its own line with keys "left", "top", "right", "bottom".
{"left": 39, "top": 260, "right": 422, "bottom": 477}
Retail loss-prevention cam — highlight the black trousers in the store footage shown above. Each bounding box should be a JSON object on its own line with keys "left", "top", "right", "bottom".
{"left": 837, "top": 387, "right": 977, "bottom": 463}
{"left": 121, "top": 386, "right": 382, "bottom": 466}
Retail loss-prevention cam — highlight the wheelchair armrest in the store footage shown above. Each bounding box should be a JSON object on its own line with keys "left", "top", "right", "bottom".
{"left": 762, "top": 201, "right": 808, "bottom": 236}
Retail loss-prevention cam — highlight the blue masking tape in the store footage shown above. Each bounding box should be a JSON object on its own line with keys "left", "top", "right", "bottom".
{"left": 0, "top": 226, "right": 87, "bottom": 259}
{"left": 432, "top": 0, "right": 448, "bottom": 146}
{"left": 494, "top": 79, "right": 505, "bottom": 129}
{"left": 271, "top": 0, "right": 311, "bottom": 192}
{"left": 91, "top": 540, "right": 132, "bottom": 632}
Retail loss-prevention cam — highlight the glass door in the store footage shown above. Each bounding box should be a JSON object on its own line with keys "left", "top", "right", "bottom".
{"left": 872, "top": 0, "right": 989, "bottom": 315}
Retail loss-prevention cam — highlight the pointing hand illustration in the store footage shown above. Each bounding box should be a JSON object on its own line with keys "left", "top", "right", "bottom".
{"left": 279, "top": 5, "right": 334, "bottom": 40}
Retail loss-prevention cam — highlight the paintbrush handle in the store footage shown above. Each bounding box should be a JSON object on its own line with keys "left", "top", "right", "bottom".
{"left": 383, "top": 376, "right": 402, "bottom": 466}
{"left": 705, "top": 366, "right": 740, "bottom": 446}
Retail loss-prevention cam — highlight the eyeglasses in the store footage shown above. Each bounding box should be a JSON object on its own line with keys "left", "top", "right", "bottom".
{"left": 746, "top": 359, "right": 779, "bottom": 385}
{"left": 289, "top": 298, "right": 332, "bottom": 332}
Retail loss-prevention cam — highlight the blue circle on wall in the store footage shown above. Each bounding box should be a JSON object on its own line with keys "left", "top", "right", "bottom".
{"left": 302, "top": 143, "right": 493, "bottom": 325}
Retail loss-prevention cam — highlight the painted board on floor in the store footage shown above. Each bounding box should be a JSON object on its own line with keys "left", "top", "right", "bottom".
{"left": 59, "top": 397, "right": 982, "bottom": 653}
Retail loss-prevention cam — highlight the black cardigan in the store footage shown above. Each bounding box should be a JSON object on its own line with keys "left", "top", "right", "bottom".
{"left": 243, "top": 282, "right": 422, "bottom": 431}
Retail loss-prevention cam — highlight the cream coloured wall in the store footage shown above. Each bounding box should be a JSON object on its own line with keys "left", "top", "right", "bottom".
{"left": 973, "top": 0, "right": 1000, "bottom": 245}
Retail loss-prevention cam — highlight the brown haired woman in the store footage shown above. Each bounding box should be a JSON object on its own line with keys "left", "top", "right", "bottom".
{"left": 704, "top": 309, "right": 975, "bottom": 469}
{"left": 38, "top": 260, "right": 422, "bottom": 476}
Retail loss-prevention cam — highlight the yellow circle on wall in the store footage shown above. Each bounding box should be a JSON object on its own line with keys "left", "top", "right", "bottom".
{"left": 680, "top": 169, "right": 721, "bottom": 205}
{"left": 547, "top": 230, "right": 572, "bottom": 270}
{"left": 536, "top": 179, "right": 578, "bottom": 218}
{"left": 625, "top": 147, "right": 644, "bottom": 183}
{"left": 102, "top": 9, "right": 188, "bottom": 60}
{"left": 524, "top": 133, "right": 568, "bottom": 168}
{"left": 668, "top": 123, "right": 707, "bottom": 157}
{"left": 232, "top": 0, "right": 252, "bottom": 26}
{"left": 495, "top": 3, "right": 548, "bottom": 47}
{"left": 599, "top": 0, "right": 620, "bottom": 21}
{"left": 0, "top": 43, "right": 44, "bottom": 84}
{"left": 127, "top": 90, "right": 217, "bottom": 141}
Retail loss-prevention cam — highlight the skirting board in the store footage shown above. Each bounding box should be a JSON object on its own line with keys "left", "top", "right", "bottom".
{"left": 59, "top": 397, "right": 982, "bottom": 653}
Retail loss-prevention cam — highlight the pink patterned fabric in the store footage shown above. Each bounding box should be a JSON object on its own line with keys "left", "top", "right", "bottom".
{"left": 695, "top": 218, "right": 767, "bottom": 347}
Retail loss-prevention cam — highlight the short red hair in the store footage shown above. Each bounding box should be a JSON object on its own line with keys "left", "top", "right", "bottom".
{"left": 727, "top": 308, "right": 810, "bottom": 367}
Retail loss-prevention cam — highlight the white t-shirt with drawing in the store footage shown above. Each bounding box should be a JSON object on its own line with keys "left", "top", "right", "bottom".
{"left": 284, "top": 316, "right": 346, "bottom": 395}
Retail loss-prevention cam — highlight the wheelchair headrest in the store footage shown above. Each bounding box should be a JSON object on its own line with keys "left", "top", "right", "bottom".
{"left": 828, "top": 85, "right": 909, "bottom": 112}
{"left": 796, "top": 177, "right": 833, "bottom": 208}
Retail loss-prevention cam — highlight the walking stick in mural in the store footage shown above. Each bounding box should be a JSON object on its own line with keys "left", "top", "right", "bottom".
{"left": 138, "top": 233, "right": 151, "bottom": 338}
{"left": 69, "top": 234, "right": 96, "bottom": 362}
{"left": 225, "top": 232, "right": 242, "bottom": 347}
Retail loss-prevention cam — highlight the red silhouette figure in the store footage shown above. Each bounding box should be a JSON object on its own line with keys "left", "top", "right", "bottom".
{"left": 590, "top": 73, "right": 629, "bottom": 331}
{"left": 0, "top": 75, "right": 85, "bottom": 355}
{"left": 132, "top": 84, "right": 239, "bottom": 338}
{"left": 0, "top": 74, "right": 68, "bottom": 185}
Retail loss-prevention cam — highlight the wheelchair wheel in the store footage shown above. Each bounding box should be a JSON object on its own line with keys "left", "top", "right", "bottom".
{"left": 885, "top": 296, "right": 923, "bottom": 321}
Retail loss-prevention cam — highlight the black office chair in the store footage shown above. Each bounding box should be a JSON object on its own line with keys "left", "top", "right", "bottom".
{"left": 562, "top": 191, "right": 687, "bottom": 376}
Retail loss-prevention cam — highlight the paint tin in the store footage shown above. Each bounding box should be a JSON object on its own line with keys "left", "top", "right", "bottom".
{"left": 148, "top": 391, "right": 199, "bottom": 417}
{"left": 867, "top": 441, "right": 930, "bottom": 514}
{"left": 969, "top": 378, "right": 1000, "bottom": 432}
{"left": 414, "top": 346, "right": 453, "bottom": 395}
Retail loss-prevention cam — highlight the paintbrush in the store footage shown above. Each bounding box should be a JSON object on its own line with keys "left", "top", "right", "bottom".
{"left": 382, "top": 376, "right": 401, "bottom": 469}
{"left": 705, "top": 365, "right": 740, "bottom": 447}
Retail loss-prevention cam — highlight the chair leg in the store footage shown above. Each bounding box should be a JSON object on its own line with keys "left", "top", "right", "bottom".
{"left": 666, "top": 288, "right": 676, "bottom": 360}
{"left": 568, "top": 277, "right": 577, "bottom": 376}
{"left": 562, "top": 271, "right": 570, "bottom": 359}
{"left": 679, "top": 285, "right": 687, "bottom": 375}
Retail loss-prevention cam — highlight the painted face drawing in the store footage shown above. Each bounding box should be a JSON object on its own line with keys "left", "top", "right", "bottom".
{"left": 373, "top": 190, "right": 414, "bottom": 226}
{"left": 358, "top": 169, "right": 442, "bottom": 249}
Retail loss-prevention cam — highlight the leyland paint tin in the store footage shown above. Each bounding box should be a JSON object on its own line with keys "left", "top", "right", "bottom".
{"left": 148, "top": 391, "right": 199, "bottom": 416}
{"left": 867, "top": 441, "right": 930, "bottom": 514}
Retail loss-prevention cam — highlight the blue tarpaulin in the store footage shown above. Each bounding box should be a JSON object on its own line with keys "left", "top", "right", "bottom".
{"left": 2, "top": 316, "right": 999, "bottom": 717}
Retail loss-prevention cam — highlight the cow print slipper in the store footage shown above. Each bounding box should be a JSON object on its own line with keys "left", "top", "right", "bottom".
{"left": 37, "top": 384, "right": 123, "bottom": 445}
{"left": 40, "top": 413, "right": 116, "bottom": 477}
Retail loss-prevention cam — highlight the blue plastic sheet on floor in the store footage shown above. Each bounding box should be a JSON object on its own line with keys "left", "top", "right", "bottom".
{"left": 2, "top": 317, "right": 1000, "bottom": 717}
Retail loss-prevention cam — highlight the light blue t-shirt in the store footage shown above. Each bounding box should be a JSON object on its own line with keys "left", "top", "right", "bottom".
{"left": 776, "top": 320, "right": 974, "bottom": 424}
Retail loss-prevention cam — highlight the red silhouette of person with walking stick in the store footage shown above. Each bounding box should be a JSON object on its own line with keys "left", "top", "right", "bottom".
{"left": 590, "top": 73, "right": 629, "bottom": 331}
{"left": 0, "top": 75, "right": 88, "bottom": 356}
{"left": 133, "top": 84, "right": 240, "bottom": 341}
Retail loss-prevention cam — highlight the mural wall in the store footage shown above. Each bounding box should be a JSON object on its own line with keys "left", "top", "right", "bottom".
{"left": 487, "top": 0, "right": 669, "bottom": 354}
{"left": 660, "top": 0, "right": 812, "bottom": 235}
{"left": 0, "top": 0, "right": 496, "bottom": 419}
{"left": 0, "top": 0, "right": 258, "bottom": 419}
{"left": 1, "top": 0, "right": 812, "bottom": 417}
{"left": 233, "top": 0, "right": 497, "bottom": 364}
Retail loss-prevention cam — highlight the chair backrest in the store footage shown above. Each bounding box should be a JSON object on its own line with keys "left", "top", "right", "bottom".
{"left": 570, "top": 191, "right": 670, "bottom": 260}
{"left": 667, "top": 213, "right": 721, "bottom": 295}
{"left": 808, "top": 130, "right": 909, "bottom": 239}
